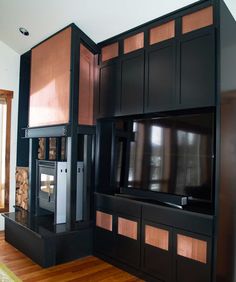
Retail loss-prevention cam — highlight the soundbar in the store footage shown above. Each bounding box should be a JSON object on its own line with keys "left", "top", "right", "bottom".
{"left": 120, "top": 187, "right": 188, "bottom": 206}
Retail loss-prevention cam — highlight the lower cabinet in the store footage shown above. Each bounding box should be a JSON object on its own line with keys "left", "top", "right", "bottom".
{"left": 142, "top": 221, "right": 173, "bottom": 282}
{"left": 94, "top": 194, "right": 213, "bottom": 282}
{"left": 94, "top": 210, "right": 115, "bottom": 257}
{"left": 116, "top": 215, "right": 140, "bottom": 268}
{"left": 174, "top": 230, "right": 212, "bottom": 282}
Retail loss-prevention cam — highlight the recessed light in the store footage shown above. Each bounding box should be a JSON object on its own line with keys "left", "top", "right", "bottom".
{"left": 19, "top": 27, "right": 29, "bottom": 36}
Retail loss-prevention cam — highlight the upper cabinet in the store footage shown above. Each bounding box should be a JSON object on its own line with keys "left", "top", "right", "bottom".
{"left": 145, "top": 20, "right": 176, "bottom": 113}
{"left": 98, "top": 43, "right": 120, "bottom": 118}
{"left": 98, "top": 5, "right": 215, "bottom": 118}
{"left": 120, "top": 32, "right": 145, "bottom": 115}
{"left": 29, "top": 25, "right": 98, "bottom": 128}
{"left": 180, "top": 30, "right": 215, "bottom": 108}
{"left": 180, "top": 7, "right": 215, "bottom": 108}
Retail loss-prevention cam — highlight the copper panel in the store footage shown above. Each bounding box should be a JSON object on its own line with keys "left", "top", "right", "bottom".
{"left": 101, "top": 43, "right": 119, "bottom": 62}
{"left": 145, "top": 225, "right": 169, "bottom": 251}
{"left": 118, "top": 217, "right": 138, "bottom": 240}
{"left": 182, "top": 6, "right": 213, "bottom": 34}
{"left": 96, "top": 211, "right": 113, "bottom": 231}
{"left": 78, "top": 44, "right": 96, "bottom": 125}
{"left": 150, "top": 20, "right": 175, "bottom": 45}
{"left": 124, "top": 32, "right": 144, "bottom": 54}
{"left": 29, "top": 27, "right": 71, "bottom": 127}
{"left": 177, "top": 234, "right": 207, "bottom": 264}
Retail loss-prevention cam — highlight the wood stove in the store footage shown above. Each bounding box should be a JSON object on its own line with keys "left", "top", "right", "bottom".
{"left": 37, "top": 160, "right": 84, "bottom": 224}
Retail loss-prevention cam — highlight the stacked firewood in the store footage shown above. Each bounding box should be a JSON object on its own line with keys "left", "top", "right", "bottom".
{"left": 15, "top": 167, "right": 29, "bottom": 210}
{"left": 38, "top": 138, "right": 45, "bottom": 159}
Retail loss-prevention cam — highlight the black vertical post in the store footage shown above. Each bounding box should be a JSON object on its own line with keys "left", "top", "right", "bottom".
{"left": 16, "top": 51, "right": 31, "bottom": 167}
{"left": 45, "top": 138, "right": 49, "bottom": 160}
{"left": 83, "top": 134, "right": 93, "bottom": 221}
{"left": 28, "top": 138, "right": 38, "bottom": 214}
{"left": 56, "top": 138, "right": 62, "bottom": 161}
{"left": 66, "top": 25, "right": 80, "bottom": 225}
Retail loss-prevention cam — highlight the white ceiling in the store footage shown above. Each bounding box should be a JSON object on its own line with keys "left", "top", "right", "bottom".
{"left": 0, "top": 0, "right": 236, "bottom": 55}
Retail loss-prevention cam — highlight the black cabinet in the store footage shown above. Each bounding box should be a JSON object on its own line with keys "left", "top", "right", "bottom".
{"left": 180, "top": 29, "right": 215, "bottom": 107}
{"left": 120, "top": 51, "right": 145, "bottom": 115}
{"left": 145, "top": 41, "right": 176, "bottom": 112}
{"left": 98, "top": 26, "right": 216, "bottom": 118}
{"left": 142, "top": 220, "right": 173, "bottom": 282}
{"left": 94, "top": 209, "right": 115, "bottom": 258}
{"left": 94, "top": 193, "right": 213, "bottom": 282}
{"left": 116, "top": 214, "right": 141, "bottom": 268}
{"left": 174, "top": 229, "right": 212, "bottom": 282}
{"left": 94, "top": 194, "right": 141, "bottom": 269}
{"left": 99, "top": 61, "right": 120, "bottom": 117}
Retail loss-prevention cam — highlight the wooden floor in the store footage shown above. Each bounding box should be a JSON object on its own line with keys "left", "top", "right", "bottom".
{"left": 0, "top": 232, "right": 142, "bottom": 281}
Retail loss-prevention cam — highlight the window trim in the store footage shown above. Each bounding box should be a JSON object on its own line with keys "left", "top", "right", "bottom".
{"left": 0, "top": 89, "right": 13, "bottom": 213}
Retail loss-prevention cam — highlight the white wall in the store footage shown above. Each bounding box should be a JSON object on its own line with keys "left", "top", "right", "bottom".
{"left": 0, "top": 41, "right": 20, "bottom": 230}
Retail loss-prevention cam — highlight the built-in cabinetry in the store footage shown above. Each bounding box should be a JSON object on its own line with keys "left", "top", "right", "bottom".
{"left": 94, "top": 193, "right": 213, "bottom": 282}
{"left": 98, "top": 4, "right": 215, "bottom": 118}
{"left": 10, "top": 0, "right": 236, "bottom": 281}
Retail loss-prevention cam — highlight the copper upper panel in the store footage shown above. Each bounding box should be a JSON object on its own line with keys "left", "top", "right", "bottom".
{"left": 29, "top": 27, "right": 71, "bottom": 127}
{"left": 96, "top": 211, "right": 113, "bottom": 231}
{"left": 118, "top": 217, "right": 138, "bottom": 240}
{"left": 182, "top": 6, "right": 213, "bottom": 34}
{"left": 101, "top": 42, "right": 119, "bottom": 62}
{"left": 124, "top": 32, "right": 144, "bottom": 54}
{"left": 150, "top": 20, "right": 175, "bottom": 45}
{"left": 145, "top": 225, "right": 169, "bottom": 251}
{"left": 78, "top": 44, "right": 96, "bottom": 125}
{"left": 177, "top": 234, "right": 207, "bottom": 264}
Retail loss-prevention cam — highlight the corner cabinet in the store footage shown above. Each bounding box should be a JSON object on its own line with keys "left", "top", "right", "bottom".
{"left": 99, "top": 60, "right": 120, "bottom": 117}
{"left": 94, "top": 193, "right": 213, "bottom": 282}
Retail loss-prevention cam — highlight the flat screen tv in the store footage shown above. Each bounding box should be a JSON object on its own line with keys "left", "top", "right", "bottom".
{"left": 115, "top": 111, "right": 214, "bottom": 205}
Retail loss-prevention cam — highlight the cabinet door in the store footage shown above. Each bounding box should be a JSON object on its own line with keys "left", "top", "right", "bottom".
{"left": 180, "top": 30, "right": 215, "bottom": 107}
{"left": 174, "top": 230, "right": 212, "bottom": 282}
{"left": 94, "top": 210, "right": 115, "bottom": 258}
{"left": 116, "top": 215, "right": 141, "bottom": 268}
{"left": 142, "top": 220, "right": 173, "bottom": 282}
{"left": 120, "top": 51, "right": 145, "bottom": 115}
{"left": 99, "top": 61, "right": 120, "bottom": 117}
{"left": 145, "top": 42, "right": 176, "bottom": 113}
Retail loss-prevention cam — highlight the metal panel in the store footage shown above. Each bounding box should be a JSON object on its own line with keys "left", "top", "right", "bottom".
{"left": 29, "top": 27, "right": 71, "bottom": 127}
{"left": 149, "top": 20, "right": 175, "bottom": 45}
{"left": 182, "top": 6, "right": 213, "bottom": 34}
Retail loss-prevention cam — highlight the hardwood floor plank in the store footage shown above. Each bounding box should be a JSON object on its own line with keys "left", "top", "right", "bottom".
{"left": 0, "top": 231, "right": 142, "bottom": 281}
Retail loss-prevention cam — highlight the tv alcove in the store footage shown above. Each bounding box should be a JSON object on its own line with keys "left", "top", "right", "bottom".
{"left": 3, "top": 0, "right": 236, "bottom": 281}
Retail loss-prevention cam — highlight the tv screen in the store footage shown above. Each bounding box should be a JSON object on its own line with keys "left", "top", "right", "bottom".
{"left": 116, "top": 112, "right": 214, "bottom": 202}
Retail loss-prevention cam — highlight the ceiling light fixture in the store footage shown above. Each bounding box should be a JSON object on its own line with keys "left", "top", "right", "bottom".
{"left": 19, "top": 27, "right": 29, "bottom": 36}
